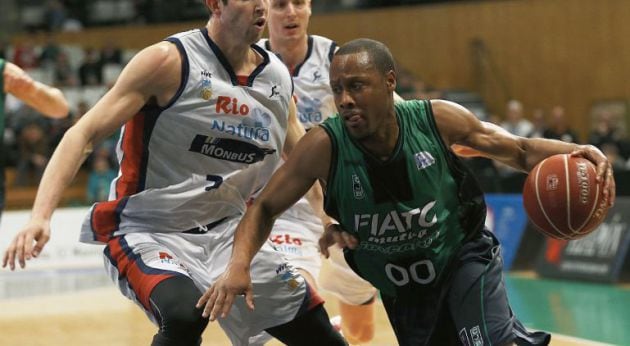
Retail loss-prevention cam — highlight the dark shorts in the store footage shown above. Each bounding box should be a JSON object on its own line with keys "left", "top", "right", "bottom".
{"left": 381, "top": 229, "right": 551, "bottom": 346}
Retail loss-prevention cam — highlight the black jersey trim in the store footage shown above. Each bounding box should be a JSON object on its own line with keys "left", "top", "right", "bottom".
{"left": 328, "top": 41, "right": 338, "bottom": 62}
{"left": 248, "top": 45, "right": 271, "bottom": 87}
{"left": 200, "top": 28, "right": 270, "bottom": 87}
{"left": 349, "top": 110, "right": 404, "bottom": 166}
{"left": 201, "top": 27, "right": 239, "bottom": 85}
{"left": 424, "top": 100, "right": 487, "bottom": 239}
{"left": 320, "top": 122, "right": 341, "bottom": 221}
{"left": 292, "top": 35, "right": 314, "bottom": 77}
{"left": 164, "top": 37, "right": 190, "bottom": 109}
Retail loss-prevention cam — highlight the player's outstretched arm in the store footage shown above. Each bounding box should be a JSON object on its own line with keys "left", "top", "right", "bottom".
{"left": 2, "top": 42, "right": 182, "bottom": 270}
{"left": 3, "top": 61, "right": 69, "bottom": 118}
{"left": 431, "top": 99, "right": 615, "bottom": 206}
{"left": 197, "top": 127, "right": 332, "bottom": 320}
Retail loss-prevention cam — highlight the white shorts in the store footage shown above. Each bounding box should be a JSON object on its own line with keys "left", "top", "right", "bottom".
{"left": 269, "top": 217, "right": 323, "bottom": 280}
{"left": 318, "top": 245, "right": 377, "bottom": 306}
{"left": 103, "top": 217, "right": 318, "bottom": 346}
{"left": 271, "top": 214, "right": 376, "bottom": 306}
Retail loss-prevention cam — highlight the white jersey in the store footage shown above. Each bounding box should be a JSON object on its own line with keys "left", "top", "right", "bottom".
{"left": 81, "top": 28, "right": 294, "bottom": 244}
{"left": 258, "top": 35, "right": 338, "bottom": 226}
{"left": 257, "top": 35, "right": 337, "bottom": 130}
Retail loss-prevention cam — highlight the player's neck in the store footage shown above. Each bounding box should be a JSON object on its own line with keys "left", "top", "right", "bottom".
{"left": 207, "top": 23, "right": 260, "bottom": 75}
{"left": 359, "top": 111, "right": 399, "bottom": 161}
{"left": 270, "top": 35, "right": 308, "bottom": 71}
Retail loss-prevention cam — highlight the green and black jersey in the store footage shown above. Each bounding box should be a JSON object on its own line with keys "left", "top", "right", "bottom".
{"left": 321, "top": 100, "right": 486, "bottom": 297}
{"left": 0, "top": 58, "right": 5, "bottom": 212}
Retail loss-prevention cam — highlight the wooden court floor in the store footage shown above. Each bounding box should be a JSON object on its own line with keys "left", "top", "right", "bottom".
{"left": 0, "top": 271, "right": 626, "bottom": 345}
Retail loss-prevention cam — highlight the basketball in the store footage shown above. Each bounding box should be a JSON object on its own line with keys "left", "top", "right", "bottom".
{"left": 522, "top": 154, "right": 609, "bottom": 240}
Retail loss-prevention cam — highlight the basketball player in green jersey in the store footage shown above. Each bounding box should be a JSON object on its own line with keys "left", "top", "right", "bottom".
{"left": 200, "top": 39, "right": 615, "bottom": 345}
{"left": 0, "top": 59, "right": 69, "bottom": 220}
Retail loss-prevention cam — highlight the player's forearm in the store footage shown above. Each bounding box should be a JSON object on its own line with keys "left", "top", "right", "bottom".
{"left": 29, "top": 82, "right": 70, "bottom": 118}
{"left": 518, "top": 137, "right": 581, "bottom": 171}
{"left": 304, "top": 180, "right": 334, "bottom": 228}
{"left": 230, "top": 202, "right": 276, "bottom": 268}
{"left": 30, "top": 127, "right": 92, "bottom": 222}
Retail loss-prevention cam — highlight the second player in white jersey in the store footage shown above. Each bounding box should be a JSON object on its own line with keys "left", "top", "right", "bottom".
{"left": 260, "top": 34, "right": 337, "bottom": 130}
{"left": 254, "top": 1, "right": 378, "bottom": 344}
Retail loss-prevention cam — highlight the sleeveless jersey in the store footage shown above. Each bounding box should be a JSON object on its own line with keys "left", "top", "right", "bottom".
{"left": 321, "top": 100, "right": 486, "bottom": 297}
{"left": 257, "top": 35, "right": 337, "bottom": 130}
{"left": 80, "top": 28, "right": 294, "bottom": 244}
{"left": 257, "top": 35, "right": 337, "bottom": 225}
{"left": 0, "top": 59, "right": 5, "bottom": 211}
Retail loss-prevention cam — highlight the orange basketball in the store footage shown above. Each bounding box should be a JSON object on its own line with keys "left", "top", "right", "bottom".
{"left": 522, "top": 154, "right": 609, "bottom": 240}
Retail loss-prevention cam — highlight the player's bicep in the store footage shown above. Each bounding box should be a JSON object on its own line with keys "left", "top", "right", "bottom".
{"left": 432, "top": 100, "right": 525, "bottom": 164}
{"left": 73, "top": 43, "right": 181, "bottom": 144}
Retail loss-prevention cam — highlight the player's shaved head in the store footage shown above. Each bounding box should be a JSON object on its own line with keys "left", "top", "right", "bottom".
{"left": 335, "top": 38, "right": 396, "bottom": 76}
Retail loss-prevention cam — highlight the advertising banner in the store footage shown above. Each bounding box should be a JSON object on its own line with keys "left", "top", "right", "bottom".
{"left": 536, "top": 198, "right": 630, "bottom": 283}
{"left": 484, "top": 194, "right": 529, "bottom": 271}
{"left": 0, "top": 207, "right": 103, "bottom": 270}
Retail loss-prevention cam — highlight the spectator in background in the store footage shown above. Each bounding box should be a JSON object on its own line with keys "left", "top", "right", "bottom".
{"left": 53, "top": 51, "right": 77, "bottom": 87}
{"left": 543, "top": 105, "right": 579, "bottom": 143}
{"left": 15, "top": 122, "right": 50, "bottom": 187}
{"left": 12, "top": 40, "right": 39, "bottom": 69}
{"left": 86, "top": 154, "right": 116, "bottom": 204}
{"left": 600, "top": 142, "right": 628, "bottom": 171}
{"left": 588, "top": 110, "right": 630, "bottom": 160}
{"left": 78, "top": 48, "right": 103, "bottom": 86}
{"left": 500, "top": 99, "right": 533, "bottom": 137}
{"left": 496, "top": 100, "right": 533, "bottom": 182}
{"left": 99, "top": 41, "right": 123, "bottom": 65}
{"left": 39, "top": 34, "right": 62, "bottom": 67}
{"left": 0, "top": 39, "right": 8, "bottom": 60}
{"left": 529, "top": 107, "right": 547, "bottom": 138}
{"left": 44, "top": 0, "right": 67, "bottom": 32}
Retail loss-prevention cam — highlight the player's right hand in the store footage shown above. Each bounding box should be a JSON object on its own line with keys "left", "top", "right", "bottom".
{"left": 2, "top": 220, "right": 51, "bottom": 270}
{"left": 197, "top": 262, "right": 254, "bottom": 321}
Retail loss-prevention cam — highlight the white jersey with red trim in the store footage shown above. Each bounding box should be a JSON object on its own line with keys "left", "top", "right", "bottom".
{"left": 257, "top": 35, "right": 338, "bottom": 227}
{"left": 80, "top": 28, "right": 293, "bottom": 244}
{"left": 257, "top": 35, "right": 337, "bottom": 130}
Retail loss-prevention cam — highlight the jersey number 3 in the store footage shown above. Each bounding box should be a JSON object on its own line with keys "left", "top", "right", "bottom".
{"left": 205, "top": 175, "right": 223, "bottom": 191}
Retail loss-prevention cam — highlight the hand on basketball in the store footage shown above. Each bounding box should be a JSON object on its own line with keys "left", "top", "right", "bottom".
{"left": 2, "top": 220, "right": 51, "bottom": 270}
{"left": 318, "top": 223, "right": 359, "bottom": 258}
{"left": 571, "top": 145, "right": 616, "bottom": 207}
{"left": 197, "top": 263, "right": 254, "bottom": 321}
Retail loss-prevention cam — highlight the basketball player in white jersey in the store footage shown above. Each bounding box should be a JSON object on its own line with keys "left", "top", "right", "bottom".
{"left": 2, "top": 1, "right": 346, "bottom": 345}
{"left": 252, "top": 1, "right": 378, "bottom": 344}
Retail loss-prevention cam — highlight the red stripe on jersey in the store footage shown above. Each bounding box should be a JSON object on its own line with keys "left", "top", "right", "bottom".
{"left": 91, "top": 199, "right": 125, "bottom": 243}
{"left": 236, "top": 75, "right": 249, "bottom": 86}
{"left": 116, "top": 112, "right": 146, "bottom": 197}
{"left": 306, "top": 280, "right": 324, "bottom": 311}
{"left": 108, "top": 238, "right": 174, "bottom": 311}
{"left": 91, "top": 111, "right": 147, "bottom": 242}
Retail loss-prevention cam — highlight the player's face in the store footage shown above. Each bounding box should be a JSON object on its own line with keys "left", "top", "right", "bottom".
{"left": 330, "top": 51, "right": 396, "bottom": 140}
{"left": 216, "top": 0, "right": 269, "bottom": 44}
{"left": 268, "top": 0, "right": 311, "bottom": 41}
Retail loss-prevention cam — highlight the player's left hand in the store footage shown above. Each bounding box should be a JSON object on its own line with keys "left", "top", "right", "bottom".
{"left": 318, "top": 223, "right": 359, "bottom": 258}
{"left": 196, "top": 262, "right": 254, "bottom": 321}
{"left": 571, "top": 145, "right": 616, "bottom": 208}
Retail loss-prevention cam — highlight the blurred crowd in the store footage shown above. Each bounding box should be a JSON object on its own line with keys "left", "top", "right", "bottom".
{"left": 2, "top": 35, "right": 629, "bottom": 206}
{"left": 2, "top": 38, "right": 122, "bottom": 205}
{"left": 12, "top": 0, "right": 476, "bottom": 34}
